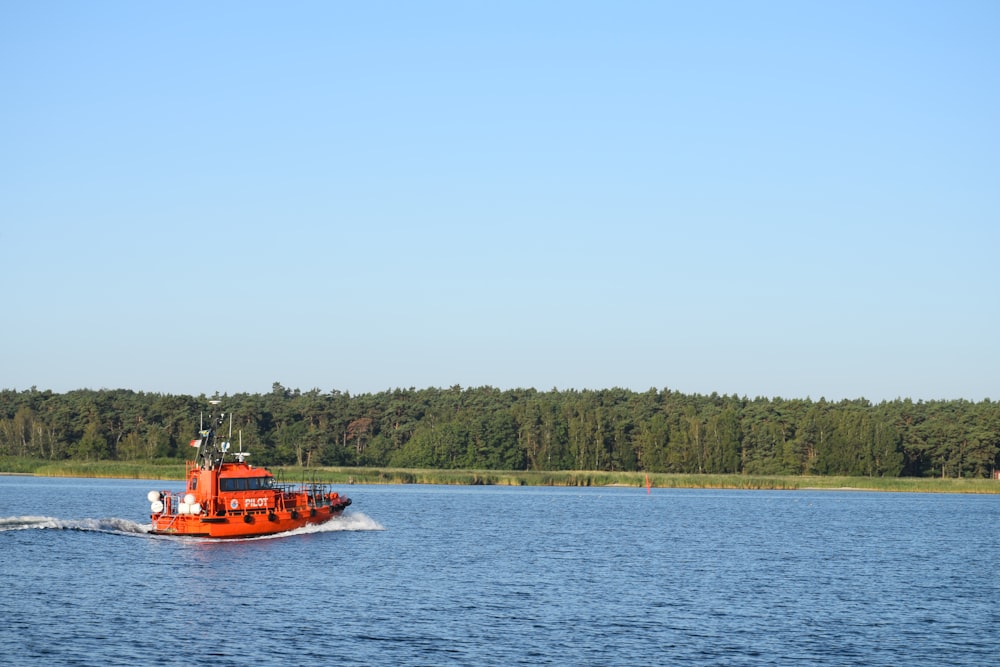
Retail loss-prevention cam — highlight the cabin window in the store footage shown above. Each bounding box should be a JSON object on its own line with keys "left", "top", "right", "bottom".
{"left": 219, "top": 477, "right": 273, "bottom": 491}
{"left": 190, "top": 477, "right": 198, "bottom": 490}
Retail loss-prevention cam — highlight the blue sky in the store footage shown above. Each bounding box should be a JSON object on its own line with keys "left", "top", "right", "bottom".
{"left": 2, "top": 1, "right": 998, "bottom": 401}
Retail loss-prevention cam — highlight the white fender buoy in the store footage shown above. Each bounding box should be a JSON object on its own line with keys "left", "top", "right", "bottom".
{"left": 184, "top": 493, "right": 196, "bottom": 505}
{"left": 150, "top": 500, "right": 164, "bottom": 513}
{"left": 190, "top": 503, "right": 202, "bottom": 514}
{"left": 147, "top": 491, "right": 161, "bottom": 502}
{"left": 178, "top": 502, "right": 190, "bottom": 515}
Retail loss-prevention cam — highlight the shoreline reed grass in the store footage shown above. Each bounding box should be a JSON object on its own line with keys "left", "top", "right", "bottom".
{"left": 3, "top": 457, "right": 999, "bottom": 493}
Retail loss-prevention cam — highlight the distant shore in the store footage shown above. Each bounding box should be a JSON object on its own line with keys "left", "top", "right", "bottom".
{"left": 2, "top": 458, "right": 998, "bottom": 493}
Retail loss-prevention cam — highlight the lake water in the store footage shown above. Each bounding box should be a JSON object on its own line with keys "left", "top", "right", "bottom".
{"left": 1, "top": 477, "right": 998, "bottom": 666}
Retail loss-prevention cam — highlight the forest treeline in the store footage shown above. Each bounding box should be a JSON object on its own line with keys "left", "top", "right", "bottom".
{"left": 1, "top": 383, "right": 998, "bottom": 478}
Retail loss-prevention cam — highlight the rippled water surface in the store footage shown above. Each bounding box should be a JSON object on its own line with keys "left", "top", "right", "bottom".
{"left": 2, "top": 477, "right": 999, "bottom": 666}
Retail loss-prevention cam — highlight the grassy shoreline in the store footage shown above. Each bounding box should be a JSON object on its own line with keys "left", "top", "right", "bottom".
{"left": 2, "top": 457, "right": 999, "bottom": 493}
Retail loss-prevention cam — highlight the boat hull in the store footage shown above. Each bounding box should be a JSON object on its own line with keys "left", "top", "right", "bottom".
{"left": 151, "top": 504, "right": 348, "bottom": 538}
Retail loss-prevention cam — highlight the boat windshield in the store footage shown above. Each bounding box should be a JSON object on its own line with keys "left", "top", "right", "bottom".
{"left": 220, "top": 477, "right": 275, "bottom": 491}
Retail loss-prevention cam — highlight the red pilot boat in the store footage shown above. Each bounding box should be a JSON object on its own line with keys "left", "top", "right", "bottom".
{"left": 147, "top": 409, "right": 351, "bottom": 538}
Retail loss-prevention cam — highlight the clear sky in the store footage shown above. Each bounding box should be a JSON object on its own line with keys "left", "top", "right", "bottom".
{"left": 2, "top": 1, "right": 998, "bottom": 401}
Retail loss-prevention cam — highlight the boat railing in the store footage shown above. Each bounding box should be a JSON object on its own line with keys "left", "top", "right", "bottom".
{"left": 153, "top": 492, "right": 182, "bottom": 531}
{"left": 267, "top": 468, "right": 335, "bottom": 508}
{"left": 161, "top": 491, "right": 179, "bottom": 515}
{"left": 296, "top": 470, "right": 332, "bottom": 507}
{"left": 272, "top": 468, "right": 296, "bottom": 494}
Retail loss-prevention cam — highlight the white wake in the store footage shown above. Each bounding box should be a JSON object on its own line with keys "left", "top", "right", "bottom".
{"left": 0, "top": 512, "right": 382, "bottom": 540}
{"left": 238, "top": 512, "right": 385, "bottom": 541}
{"left": 0, "top": 515, "right": 150, "bottom": 535}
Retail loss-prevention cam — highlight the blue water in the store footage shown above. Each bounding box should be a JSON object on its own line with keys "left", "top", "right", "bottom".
{"left": 1, "top": 477, "right": 999, "bottom": 666}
